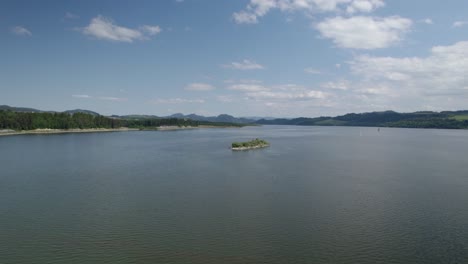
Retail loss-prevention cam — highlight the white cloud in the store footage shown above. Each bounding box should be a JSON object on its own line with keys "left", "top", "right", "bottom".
{"left": 233, "top": 11, "right": 258, "bottom": 24}
{"left": 316, "top": 16, "right": 412, "bottom": 49}
{"left": 304, "top": 67, "right": 322, "bottom": 74}
{"left": 233, "top": 0, "right": 386, "bottom": 24}
{"left": 81, "top": 15, "right": 161, "bottom": 42}
{"left": 453, "top": 21, "right": 468, "bottom": 28}
{"left": 185, "top": 83, "right": 215, "bottom": 91}
{"left": 321, "top": 80, "right": 349, "bottom": 90}
{"left": 72, "top": 94, "right": 127, "bottom": 101}
{"left": 11, "top": 26, "right": 32, "bottom": 36}
{"left": 72, "top": 94, "right": 91, "bottom": 98}
{"left": 348, "top": 41, "right": 468, "bottom": 108}
{"left": 227, "top": 82, "right": 327, "bottom": 102}
{"left": 140, "top": 25, "right": 162, "bottom": 36}
{"left": 354, "top": 83, "right": 396, "bottom": 96}
{"left": 65, "top": 12, "right": 79, "bottom": 19}
{"left": 151, "top": 98, "right": 205, "bottom": 104}
{"left": 420, "top": 18, "right": 433, "bottom": 25}
{"left": 224, "top": 79, "right": 262, "bottom": 84}
{"left": 98, "top": 96, "right": 128, "bottom": 102}
{"left": 218, "top": 40, "right": 468, "bottom": 114}
{"left": 227, "top": 84, "right": 268, "bottom": 92}
{"left": 346, "top": 0, "right": 384, "bottom": 14}
{"left": 247, "top": 89, "right": 327, "bottom": 100}
{"left": 223, "top": 59, "right": 265, "bottom": 70}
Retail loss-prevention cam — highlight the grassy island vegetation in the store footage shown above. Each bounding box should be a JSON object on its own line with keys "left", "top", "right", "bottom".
{"left": 231, "top": 138, "right": 269, "bottom": 150}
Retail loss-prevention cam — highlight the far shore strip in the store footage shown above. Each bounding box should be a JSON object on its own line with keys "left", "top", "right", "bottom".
{"left": 0, "top": 126, "right": 241, "bottom": 136}
{"left": 0, "top": 128, "right": 139, "bottom": 136}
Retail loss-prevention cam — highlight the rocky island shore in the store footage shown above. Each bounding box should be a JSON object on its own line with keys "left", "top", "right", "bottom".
{"left": 231, "top": 138, "right": 270, "bottom": 151}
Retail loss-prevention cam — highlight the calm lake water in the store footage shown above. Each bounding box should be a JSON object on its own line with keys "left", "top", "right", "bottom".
{"left": 1, "top": 126, "right": 468, "bottom": 264}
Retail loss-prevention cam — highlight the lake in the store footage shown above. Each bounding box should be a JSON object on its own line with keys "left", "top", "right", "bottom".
{"left": 1, "top": 126, "right": 468, "bottom": 264}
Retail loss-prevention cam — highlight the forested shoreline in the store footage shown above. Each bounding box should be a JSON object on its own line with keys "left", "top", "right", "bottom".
{"left": 256, "top": 111, "right": 468, "bottom": 129}
{"left": 0, "top": 111, "right": 241, "bottom": 131}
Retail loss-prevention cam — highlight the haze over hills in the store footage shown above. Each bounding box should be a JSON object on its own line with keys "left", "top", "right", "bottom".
{"left": 0, "top": 105, "right": 45, "bottom": 113}
{"left": 0, "top": 105, "right": 100, "bottom": 116}
{"left": 63, "top": 109, "right": 100, "bottom": 116}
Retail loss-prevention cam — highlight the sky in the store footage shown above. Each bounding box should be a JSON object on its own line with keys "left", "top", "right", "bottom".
{"left": 1, "top": 0, "right": 468, "bottom": 117}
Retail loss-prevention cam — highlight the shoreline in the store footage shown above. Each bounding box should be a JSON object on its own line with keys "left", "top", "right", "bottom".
{"left": 154, "top": 125, "right": 242, "bottom": 131}
{"left": 0, "top": 128, "right": 140, "bottom": 137}
{"left": 231, "top": 144, "right": 270, "bottom": 151}
{"left": 0, "top": 125, "right": 242, "bottom": 137}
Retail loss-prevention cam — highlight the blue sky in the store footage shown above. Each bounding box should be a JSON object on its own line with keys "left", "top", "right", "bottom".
{"left": 2, "top": 0, "right": 468, "bottom": 117}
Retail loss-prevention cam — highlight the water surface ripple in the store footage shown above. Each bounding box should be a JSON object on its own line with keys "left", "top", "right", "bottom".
{"left": 1, "top": 126, "right": 468, "bottom": 263}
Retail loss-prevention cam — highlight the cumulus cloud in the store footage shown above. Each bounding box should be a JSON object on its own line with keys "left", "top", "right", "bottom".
{"left": 453, "top": 21, "right": 468, "bottom": 28}
{"left": 232, "top": 1, "right": 412, "bottom": 52}
{"left": 346, "top": 0, "right": 384, "bottom": 14}
{"left": 420, "top": 18, "right": 433, "bottom": 25}
{"left": 227, "top": 84, "right": 268, "bottom": 92}
{"left": 233, "top": 0, "right": 386, "bottom": 24}
{"left": 316, "top": 16, "right": 412, "bottom": 49}
{"left": 247, "top": 89, "right": 327, "bottom": 100}
{"left": 11, "top": 26, "right": 32, "bottom": 36}
{"left": 81, "top": 15, "right": 161, "bottom": 42}
{"left": 346, "top": 41, "right": 468, "bottom": 109}
{"left": 140, "top": 25, "right": 162, "bottom": 35}
{"left": 219, "top": 40, "right": 468, "bottom": 114}
{"left": 223, "top": 59, "right": 265, "bottom": 70}
{"left": 321, "top": 80, "right": 349, "bottom": 90}
{"left": 185, "top": 83, "right": 215, "bottom": 91}
{"left": 233, "top": 11, "right": 259, "bottom": 24}
{"left": 227, "top": 82, "right": 327, "bottom": 102}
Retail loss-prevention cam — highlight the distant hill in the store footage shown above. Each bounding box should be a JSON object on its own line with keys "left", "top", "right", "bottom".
{"left": 257, "top": 110, "right": 468, "bottom": 129}
{"left": 0, "top": 105, "right": 43, "bottom": 113}
{"left": 111, "top": 114, "right": 161, "bottom": 120}
{"left": 165, "top": 113, "right": 255, "bottom": 124}
{"left": 64, "top": 109, "right": 100, "bottom": 116}
{"left": 0, "top": 105, "right": 99, "bottom": 116}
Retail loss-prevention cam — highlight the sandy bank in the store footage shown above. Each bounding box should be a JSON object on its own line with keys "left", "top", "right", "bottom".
{"left": 0, "top": 126, "right": 243, "bottom": 137}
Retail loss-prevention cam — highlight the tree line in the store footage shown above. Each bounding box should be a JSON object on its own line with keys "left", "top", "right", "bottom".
{"left": 256, "top": 111, "right": 468, "bottom": 129}
{"left": 0, "top": 110, "right": 226, "bottom": 130}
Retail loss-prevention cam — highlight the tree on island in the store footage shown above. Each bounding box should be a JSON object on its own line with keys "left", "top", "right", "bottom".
{"left": 232, "top": 138, "right": 269, "bottom": 149}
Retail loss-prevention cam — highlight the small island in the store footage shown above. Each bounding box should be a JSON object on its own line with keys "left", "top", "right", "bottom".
{"left": 231, "top": 138, "right": 270, "bottom": 151}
